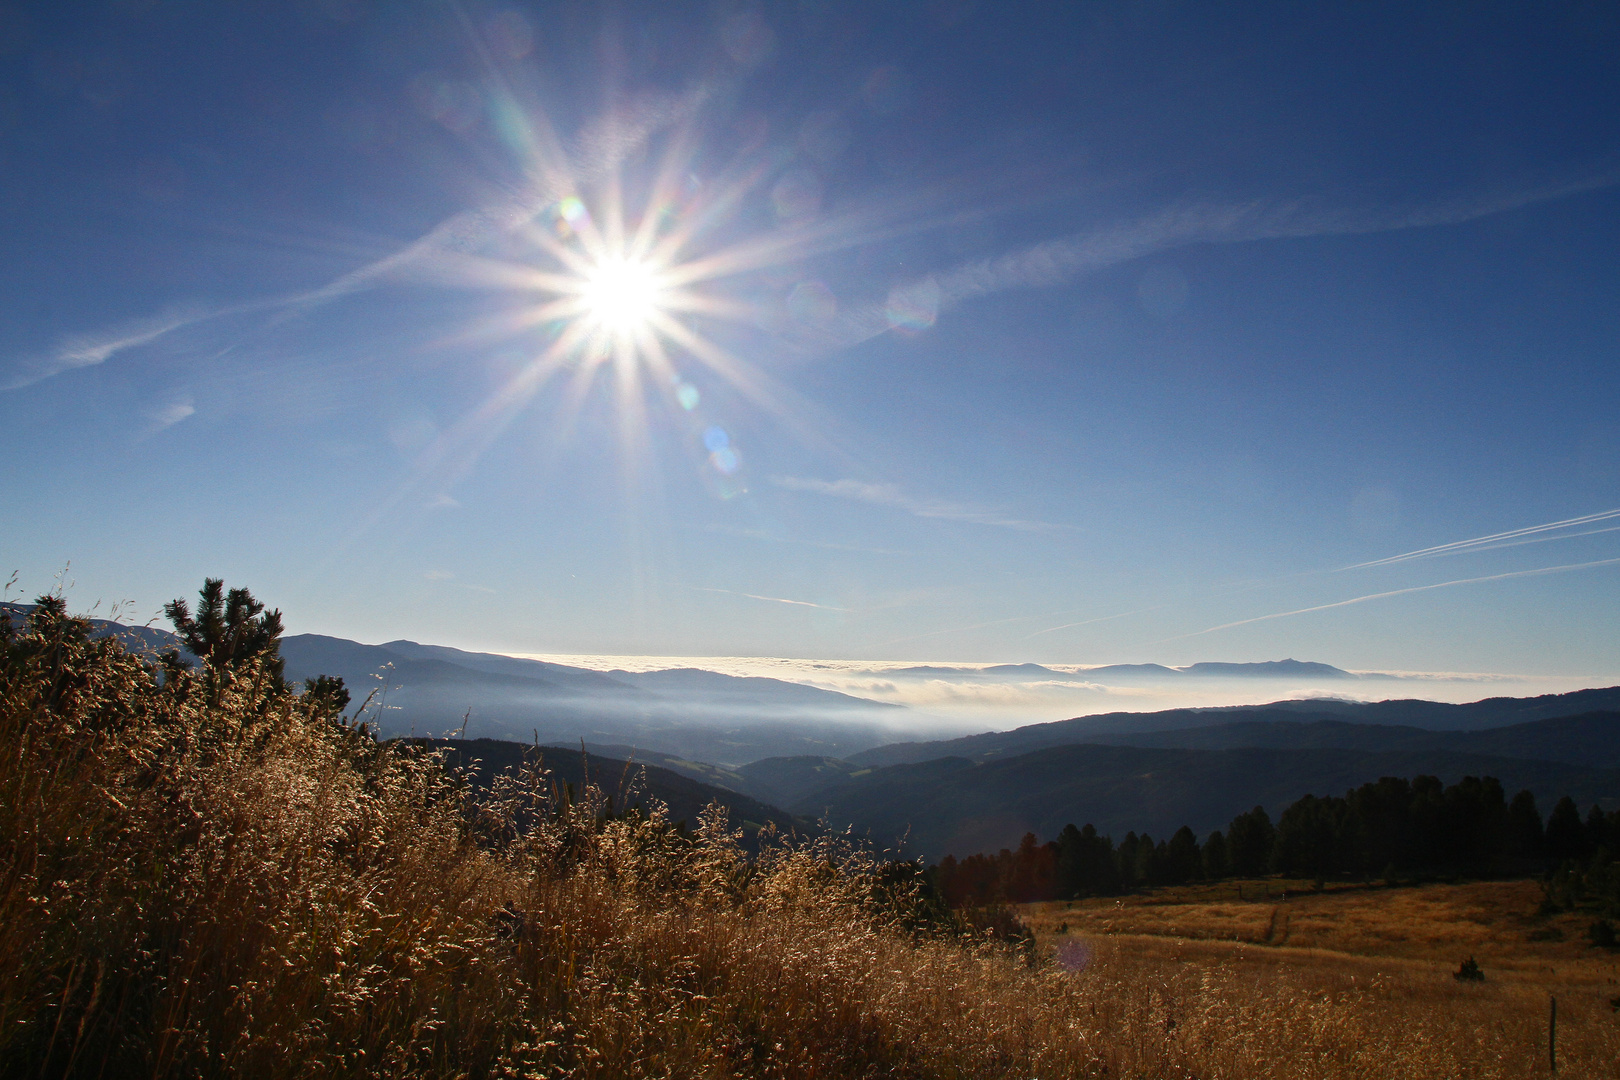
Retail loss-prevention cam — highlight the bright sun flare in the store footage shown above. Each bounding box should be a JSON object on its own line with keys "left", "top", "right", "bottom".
{"left": 579, "top": 257, "right": 666, "bottom": 337}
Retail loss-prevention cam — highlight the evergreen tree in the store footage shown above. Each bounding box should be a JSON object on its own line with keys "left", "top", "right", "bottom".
{"left": 164, "top": 578, "right": 287, "bottom": 694}
{"left": 1586, "top": 804, "right": 1618, "bottom": 856}
{"left": 1347, "top": 776, "right": 1414, "bottom": 871}
{"left": 303, "top": 674, "right": 351, "bottom": 716}
{"left": 1407, "top": 775, "right": 1448, "bottom": 868}
{"left": 1116, "top": 832, "right": 1144, "bottom": 889}
{"left": 1545, "top": 796, "right": 1591, "bottom": 862}
{"left": 1505, "top": 789, "right": 1544, "bottom": 861}
{"left": 1441, "top": 775, "right": 1508, "bottom": 871}
{"left": 1227, "top": 806, "right": 1275, "bottom": 877}
{"left": 1054, "top": 823, "right": 1120, "bottom": 898}
{"left": 1273, "top": 794, "right": 1356, "bottom": 878}
{"left": 1201, "top": 829, "right": 1230, "bottom": 879}
{"left": 1163, "top": 825, "right": 1202, "bottom": 885}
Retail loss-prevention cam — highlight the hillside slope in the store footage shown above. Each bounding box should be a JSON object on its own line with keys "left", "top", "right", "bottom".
{"left": 796, "top": 743, "right": 1620, "bottom": 861}
{"left": 411, "top": 738, "right": 808, "bottom": 839}
{"left": 1063, "top": 710, "right": 1620, "bottom": 768}
{"left": 849, "top": 687, "right": 1620, "bottom": 768}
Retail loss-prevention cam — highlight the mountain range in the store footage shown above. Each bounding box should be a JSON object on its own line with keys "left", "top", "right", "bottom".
{"left": 889, "top": 659, "right": 1389, "bottom": 684}
{"left": 275, "top": 635, "right": 908, "bottom": 763}
{"left": 844, "top": 688, "right": 1620, "bottom": 769}
{"left": 11, "top": 601, "right": 1620, "bottom": 864}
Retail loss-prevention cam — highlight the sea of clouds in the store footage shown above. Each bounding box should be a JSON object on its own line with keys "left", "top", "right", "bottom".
{"left": 511, "top": 654, "right": 1601, "bottom": 733}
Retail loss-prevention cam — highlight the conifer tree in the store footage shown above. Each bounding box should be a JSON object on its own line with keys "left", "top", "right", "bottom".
{"left": 164, "top": 578, "right": 288, "bottom": 695}
{"left": 1226, "top": 806, "right": 1275, "bottom": 877}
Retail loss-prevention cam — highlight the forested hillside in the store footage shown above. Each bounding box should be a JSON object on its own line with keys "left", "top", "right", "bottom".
{"left": 790, "top": 743, "right": 1620, "bottom": 862}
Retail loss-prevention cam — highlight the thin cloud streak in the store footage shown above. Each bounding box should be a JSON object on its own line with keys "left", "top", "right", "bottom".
{"left": 1182, "top": 556, "right": 1620, "bottom": 638}
{"left": 696, "top": 523, "right": 908, "bottom": 556}
{"left": 1341, "top": 507, "right": 1620, "bottom": 570}
{"left": 872, "top": 612, "right": 1053, "bottom": 649}
{"left": 136, "top": 397, "right": 196, "bottom": 439}
{"left": 822, "top": 166, "right": 1620, "bottom": 353}
{"left": 1021, "top": 604, "right": 1168, "bottom": 640}
{"left": 693, "top": 586, "right": 852, "bottom": 612}
{"left": 6, "top": 304, "right": 228, "bottom": 391}
{"left": 770, "top": 475, "right": 1066, "bottom": 532}
{"left": 5, "top": 85, "right": 713, "bottom": 392}
{"left": 873, "top": 601, "right": 1143, "bottom": 649}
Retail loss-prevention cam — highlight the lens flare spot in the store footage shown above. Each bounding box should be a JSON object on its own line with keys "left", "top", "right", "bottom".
{"left": 788, "top": 279, "right": 837, "bottom": 323}
{"left": 772, "top": 169, "right": 824, "bottom": 221}
{"left": 885, "top": 276, "right": 940, "bottom": 331}
{"left": 710, "top": 446, "right": 740, "bottom": 474}
{"left": 703, "top": 426, "right": 730, "bottom": 453}
{"left": 676, "top": 383, "right": 701, "bottom": 410}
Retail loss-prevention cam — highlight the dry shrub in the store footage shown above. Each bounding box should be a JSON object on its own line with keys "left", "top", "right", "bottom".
{"left": 4, "top": 600, "right": 1617, "bottom": 1078}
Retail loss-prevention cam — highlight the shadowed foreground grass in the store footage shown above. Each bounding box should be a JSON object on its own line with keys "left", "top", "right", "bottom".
{"left": 5, "top": 599, "right": 1620, "bottom": 1077}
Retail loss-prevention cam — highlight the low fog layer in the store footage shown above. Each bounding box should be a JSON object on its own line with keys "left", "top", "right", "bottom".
{"left": 514, "top": 653, "right": 1602, "bottom": 732}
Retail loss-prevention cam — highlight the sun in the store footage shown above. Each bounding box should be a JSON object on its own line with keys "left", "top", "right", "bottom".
{"left": 578, "top": 255, "right": 668, "bottom": 339}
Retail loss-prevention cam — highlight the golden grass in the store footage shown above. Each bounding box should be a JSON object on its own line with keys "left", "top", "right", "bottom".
{"left": 1023, "top": 879, "right": 1620, "bottom": 1077}
{"left": 8, "top": 607, "right": 1620, "bottom": 1077}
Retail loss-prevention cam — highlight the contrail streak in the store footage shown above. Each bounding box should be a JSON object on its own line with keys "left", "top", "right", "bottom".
{"left": 693, "top": 587, "right": 851, "bottom": 612}
{"left": 1184, "top": 556, "right": 1620, "bottom": 638}
{"left": 1341, "top": 508, "right": 1620, "bottom": 570}
{"left": 1020, "top": 605, "right": 1168, "bottom": 641}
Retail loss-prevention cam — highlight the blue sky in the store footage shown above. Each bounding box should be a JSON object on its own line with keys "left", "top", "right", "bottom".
{"left": 4, "top": 1, "right": 1620, "bottom": 679}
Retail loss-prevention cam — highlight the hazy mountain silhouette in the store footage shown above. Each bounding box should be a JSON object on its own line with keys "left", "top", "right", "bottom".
{"left": 275, "top": 634, "right": 907, "bottom": 764}
{"left": 848, "top": 687, "right": 1620, "bottom": 768}
{"left": 1, "top": 601, "right": 183, "bottom": 656}
{"left": 1066, "top": 710, "right": 1620, "bottom": 768}
{"left": 880, "top": 659, "right": 1382, "bottom": 684}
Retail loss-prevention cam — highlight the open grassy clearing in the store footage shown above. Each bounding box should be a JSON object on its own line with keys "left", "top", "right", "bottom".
{"left": 1025, "top": 878, "right": 1607, "bottom": 966}
{"left": 1022, "top": 878, "right": 1620, "bottom": 1076}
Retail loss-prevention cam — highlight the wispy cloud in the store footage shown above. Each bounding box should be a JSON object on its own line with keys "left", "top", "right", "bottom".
{"left": 947, "top": 173, "right": 1620, "bottom": 308}
{"left": 820, "top": 167, "right": 1620, "bottom": 351}
{"left": 1341, "top": 507, "right": 1620, "bottom": 570}
{"left": 770, "top": 475, "right": 1065, "bottom": 531}
{"left": 1021, "top": 605, "right": 1167, "bottom": 640}
{"left": 5, "top": 306, "right": 220, "bottom": 391}
{"left": 696, "top": 523, "right": 908, "bottom": 556}
{"left": 693, "top": 586, "right": 852, "bottom": 611}
{"left": 138, "top": 396, "right": 196, "bottom": 438}
{"left": 1183, "top": 556, "right": 1620, "bottom": 638}
{"left": 422, "top": 569, "right": 493, "bottom": 593}
{"left": 5, "top": 85, "right": 712, "bottom": 392}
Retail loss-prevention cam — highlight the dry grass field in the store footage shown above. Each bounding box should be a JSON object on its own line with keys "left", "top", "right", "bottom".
{"left": 12, "top": 601, "right": 1620, "bottom": 1077}
{"left": 1021, "top": 879, "right": 1620, "bottom": 1077}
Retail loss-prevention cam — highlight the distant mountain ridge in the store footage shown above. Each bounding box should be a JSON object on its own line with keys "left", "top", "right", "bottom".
{"left": 0, "top": 604, "right": 912, "bottom": 763}
{"left": 12, "top": 600, "right": 1620, "bottom": 867}
{"left": 0, "top": 601, "right": 183, "bottom": 656}
{"left": 884, "top": 659, "right": 1388, "bottom": 684}
{"left": 275, "top": 634, "right": 906, "bottom": 764}
{"left": 1072, "top": 711, "right": 1620, "bottom": 768}
{"left": 848, "top": 686, "right": 1620, "bottom": 768}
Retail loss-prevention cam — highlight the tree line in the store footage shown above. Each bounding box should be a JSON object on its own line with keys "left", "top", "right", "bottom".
{"left": 933, "top": 773, "right": 1617, "bottom": 906}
